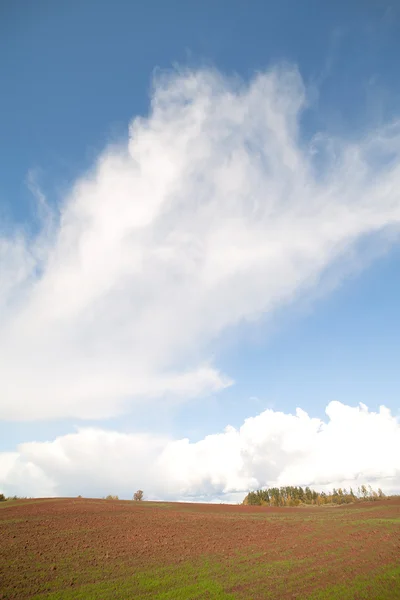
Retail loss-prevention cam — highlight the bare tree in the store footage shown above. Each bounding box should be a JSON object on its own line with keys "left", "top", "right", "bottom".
{"left": 133, "top": 490, "right": 144, "bottom": 501}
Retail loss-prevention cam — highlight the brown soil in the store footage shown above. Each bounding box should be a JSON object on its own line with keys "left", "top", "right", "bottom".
{"left": 1, "top": 497, "right": 399, "bottom": 599}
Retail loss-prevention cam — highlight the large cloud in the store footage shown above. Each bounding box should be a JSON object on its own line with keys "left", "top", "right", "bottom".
{"left": 1, "top": 65, "right": 400, "bottom": 420}
{"left": 1, "top": 401, "right": 399, "bottom": 500}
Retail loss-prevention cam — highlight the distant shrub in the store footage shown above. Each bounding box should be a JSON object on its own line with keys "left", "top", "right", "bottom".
{"left": 9, "top": 495, "right": 27, "bottom": 500}
{"left": 243, "top": 484, "right": 386, "bottom": 507}
{"left": 105, "top": 495, "right": 119, "bottom": 500}
{"left": 0, "top": 493, "right": 6, "bottom": 502}
{"left": 133, "top": 490, "right": 144, "bottom": 501}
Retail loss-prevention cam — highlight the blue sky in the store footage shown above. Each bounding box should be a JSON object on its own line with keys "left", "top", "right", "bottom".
{"left": 0, "top": 1, "right": 399, "bottom": 500}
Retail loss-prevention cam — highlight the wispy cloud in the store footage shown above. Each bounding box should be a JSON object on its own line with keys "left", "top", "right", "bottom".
{"left": 1, "top": 401, "right": 399, "bottom": 500}
{"left": 1, "top": 65, "right": 400, "bottom": 420}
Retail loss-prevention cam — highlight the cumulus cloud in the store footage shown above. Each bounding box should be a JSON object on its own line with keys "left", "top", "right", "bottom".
{"left": 1, "top": 401, "right": 399, "bottom": 500}
{"left": 1, "top": 65, "right": 400, "bottom": 420}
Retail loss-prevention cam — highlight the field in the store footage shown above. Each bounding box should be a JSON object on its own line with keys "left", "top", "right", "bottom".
{"left": 1, "top": 497, "right": 399, "bottom": 599}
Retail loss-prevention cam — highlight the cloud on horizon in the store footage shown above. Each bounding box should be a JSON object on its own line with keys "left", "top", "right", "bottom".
{"left": 1, "top": 401, "right": 399, "bottom": 501}
{"left": 1, "top": 64, "right": 400, "bottom": 421}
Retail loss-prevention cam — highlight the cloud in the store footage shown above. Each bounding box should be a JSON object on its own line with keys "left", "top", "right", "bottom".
{"left": 1, "top": 401, "right": 399, "bottom": 500}
{"left": 1, "top": 65, "right": 400, "bottom": 420}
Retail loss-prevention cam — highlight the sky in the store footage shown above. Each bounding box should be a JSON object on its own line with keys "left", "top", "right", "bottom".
{"left": 0, "top": 0, "right": 400, "bottom": 502}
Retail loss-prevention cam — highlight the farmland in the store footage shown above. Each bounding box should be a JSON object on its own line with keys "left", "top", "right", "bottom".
{"left": 1, "top": 497, "right": 399, "bottom": 599}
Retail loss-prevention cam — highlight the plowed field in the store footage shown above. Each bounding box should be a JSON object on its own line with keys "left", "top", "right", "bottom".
{"left": 1, "top": 497, "right": 399, "bottom": 599}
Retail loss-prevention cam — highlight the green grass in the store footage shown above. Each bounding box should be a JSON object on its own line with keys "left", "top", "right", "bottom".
{"left": 350, "top": 517, "right": 400, "bottom": 526}
{"left": 28, "top": 559, "right": 400, "bottom": 600}
{"left": 29, "top": 556, "right": 303, "bottom": 600}
{"left": 305, "top": 564, "right": 400, "bottom": 599}
{"left": 30, "top": 564, "right": 235, "bottom": 599}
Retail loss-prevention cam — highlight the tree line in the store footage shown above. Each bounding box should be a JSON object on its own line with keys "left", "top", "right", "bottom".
{"left": 243, "top": 484, "right": 385, "bottom": 506}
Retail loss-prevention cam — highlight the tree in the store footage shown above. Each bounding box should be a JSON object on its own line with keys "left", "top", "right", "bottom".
{"left": 133, "top": 490, "right": 144, "bottom": 501}
{"left": 242, "top": 484, "right": 383, "bottom": 507}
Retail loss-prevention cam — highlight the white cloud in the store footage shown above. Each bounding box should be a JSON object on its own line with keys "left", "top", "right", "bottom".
{"left": 1, "top": 65, "right": 400, "bottom": 420}
{"left": 1, "top": 401, "right": 399, "bottom": 500}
